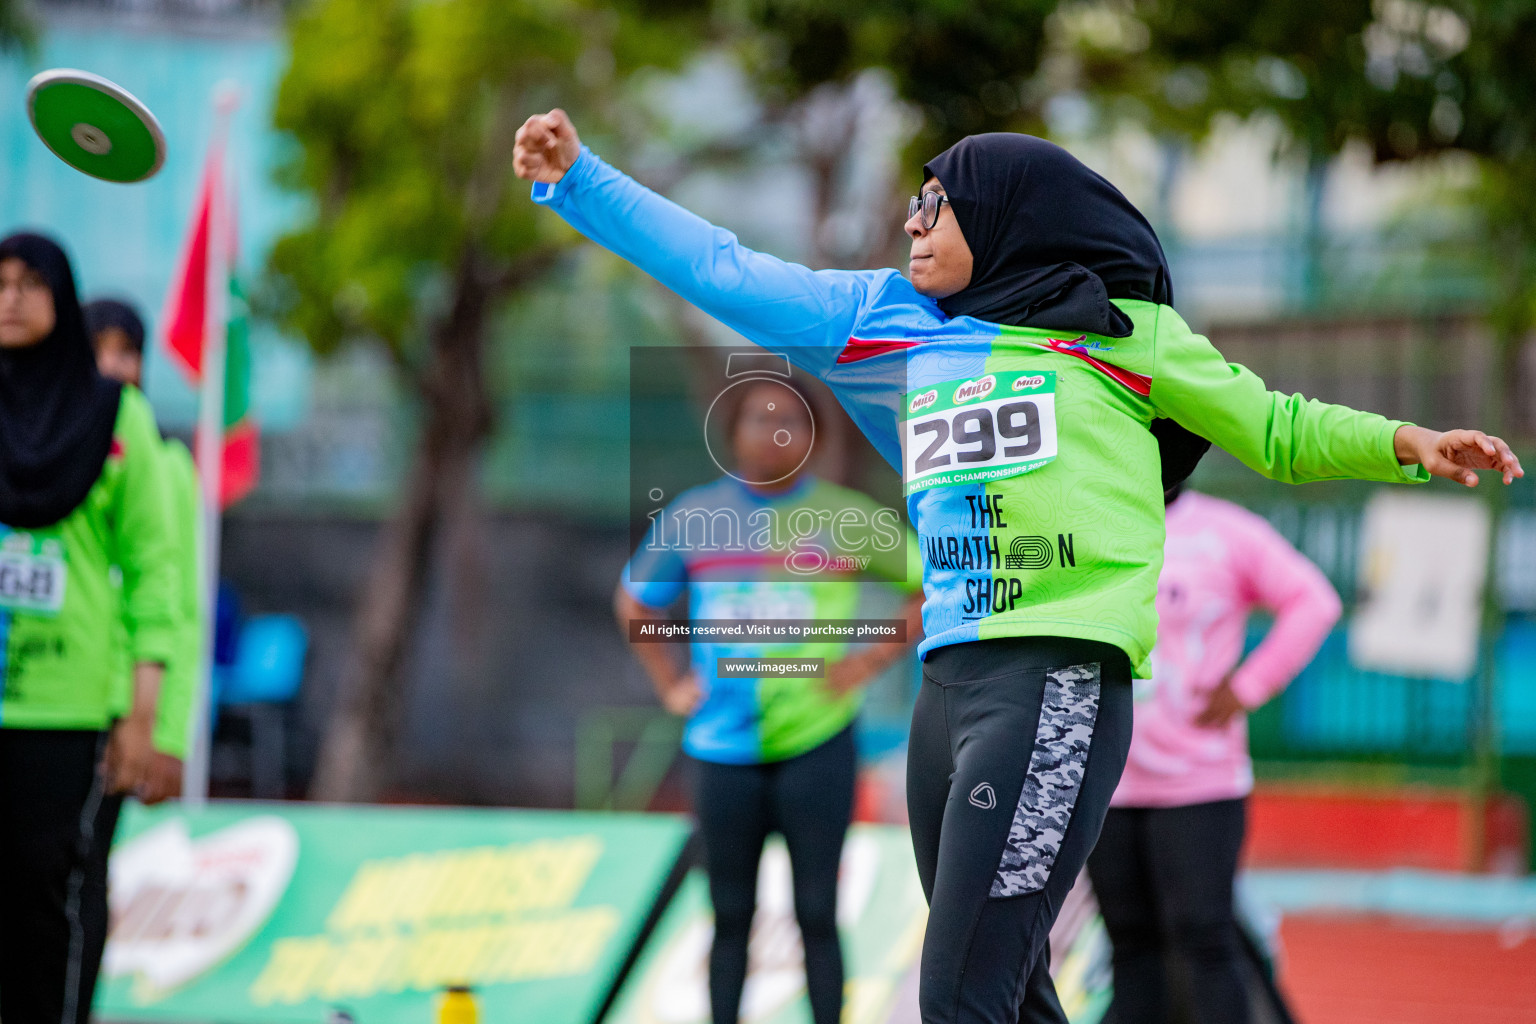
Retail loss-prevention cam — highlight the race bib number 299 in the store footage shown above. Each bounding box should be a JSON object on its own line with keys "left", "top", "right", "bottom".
{"left": 902, "top": 371, "right": 1058, "bottom": 496}
{"left": 0, "top": 532, "right": 67, "bottom": 616}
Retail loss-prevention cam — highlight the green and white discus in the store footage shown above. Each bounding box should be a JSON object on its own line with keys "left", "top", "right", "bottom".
{"left": 25, "top": 69, "right": 166, "bottom": 183}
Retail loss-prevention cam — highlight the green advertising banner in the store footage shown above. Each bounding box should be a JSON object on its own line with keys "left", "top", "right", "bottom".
{"left": 98, "top": 802, "right": 691, "bottom": 1024}
{"left": 606, "top": 825, "right": 928, "bottom": 1024}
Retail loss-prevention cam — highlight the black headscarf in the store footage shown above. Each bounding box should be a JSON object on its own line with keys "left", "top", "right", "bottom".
{"left": 0, "top": 233, "right": 123, "bottom": 528}
{"left": 923, "top": 133, "right": 1210, "bottom": 490}
{"left": 83, "top": 297, "right": 147, "bottom": 355}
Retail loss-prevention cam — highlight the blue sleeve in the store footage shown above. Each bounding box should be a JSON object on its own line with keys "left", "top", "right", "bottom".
{"left": 532, "top": 148, "right": 886, "bottom": 378}
{"left": 622, "top": 517, "right": 688, "bottom": 609}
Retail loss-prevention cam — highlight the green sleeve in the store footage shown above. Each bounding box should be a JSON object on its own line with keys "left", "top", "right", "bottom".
{"left": 113, "top": 389, "right": 181, "bottom": 668}
{"left": 154, "top": 441, "right": 202, "bottom": 759}
{"left": 1150, "top": 307, "right": 1430, "bottom": 485}
{"left": 108, "top": 576, "right": 132, "bottom": 718}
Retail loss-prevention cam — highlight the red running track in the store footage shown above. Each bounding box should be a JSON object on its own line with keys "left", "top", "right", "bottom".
{"left": 1277, "top": 914, "right": 1536, "bottom": 1024}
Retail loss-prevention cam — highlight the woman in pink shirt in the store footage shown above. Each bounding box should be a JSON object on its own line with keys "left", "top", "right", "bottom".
{"left": 1086, "top": 484, "right": 1341, "bottom": 1024}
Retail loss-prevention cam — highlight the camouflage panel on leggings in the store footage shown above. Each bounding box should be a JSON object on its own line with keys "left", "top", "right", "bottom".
{"left": 990, "top": 662, "right": 1101, "bottom": 897}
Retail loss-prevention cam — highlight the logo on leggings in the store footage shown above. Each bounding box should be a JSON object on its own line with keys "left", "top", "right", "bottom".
{"left": 968, "top": 783, "right": 997, "bottom": 810}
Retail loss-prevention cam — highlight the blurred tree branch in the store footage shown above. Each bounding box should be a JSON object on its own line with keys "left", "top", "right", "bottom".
{"left": 1057, "top": 0, "right": 1536, "bottom": 431}
{"left": 716, "top": 0, "right": 1069, "bottom": 269}
{"left": 0, "top": 0, "right": 37, "bottom": 53}
{"left": 265, "top": 0, "right": 707, "bottom": 801}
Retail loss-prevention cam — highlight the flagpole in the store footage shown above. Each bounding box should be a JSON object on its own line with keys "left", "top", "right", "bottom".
{"left": 185, "top": 85, "right": 241, "bottom": 811}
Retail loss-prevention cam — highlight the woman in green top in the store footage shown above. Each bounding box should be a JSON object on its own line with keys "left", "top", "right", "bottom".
{"left": 0, "top": 233, "right": 179, "bottom": 1024}
{"left": 83, "top": 296, "right": 204, "bottom": 1017}
{"left": 86, "top": 296, "right": 198, "bottom": 801}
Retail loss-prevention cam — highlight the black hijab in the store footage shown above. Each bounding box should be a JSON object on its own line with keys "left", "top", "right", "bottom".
{"left": 924, "top": 133, "right": 1209, "bottom": 490}
{"left": 0, "top": 233, "right": 123, "bottom": 528}
{"left": 83, "top": 298, "right": 147, "bottom": 354}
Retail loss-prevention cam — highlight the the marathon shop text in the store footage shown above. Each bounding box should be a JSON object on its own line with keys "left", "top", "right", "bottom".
{"left": 923, "top": 497, "right": 1078, "bottom": 616}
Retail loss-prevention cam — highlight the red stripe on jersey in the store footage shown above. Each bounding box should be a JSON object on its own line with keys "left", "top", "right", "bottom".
{"left": 1039, "top": 336, "right": 1153, "bottom": 397}
{"left": 837, "top": 337, "right": 921, "bottom": 363}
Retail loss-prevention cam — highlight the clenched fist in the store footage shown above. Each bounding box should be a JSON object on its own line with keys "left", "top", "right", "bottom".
{"left": 514, "top": 109, "right": 582, "bottom": 184}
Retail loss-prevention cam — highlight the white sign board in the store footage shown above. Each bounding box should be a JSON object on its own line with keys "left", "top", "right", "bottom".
{"left": 105, "top": 816, "right": 298, "bottom": 999}
{"left": 1349, "top": 491, "right": 1490, "bottom": 680}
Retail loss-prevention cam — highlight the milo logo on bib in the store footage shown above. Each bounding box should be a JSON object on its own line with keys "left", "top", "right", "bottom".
{"left": 0, "top": 530, "right": 67, "bottom": 616}
{"left": 901, "top": 371, "right": 1058, "bottom": 496}
{"left": 909, "top": 389, "right": 938, "bottom": 414}
{"left": 952, "top": 375, "right": 996, "bottom": 403}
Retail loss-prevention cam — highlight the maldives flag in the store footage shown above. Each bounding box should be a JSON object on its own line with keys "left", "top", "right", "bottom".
{"left": 162, "top": 142, "right": 259, "bottom": 508}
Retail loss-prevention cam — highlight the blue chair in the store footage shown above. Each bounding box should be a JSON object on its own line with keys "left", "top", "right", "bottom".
{"left": 216, "top": 614, "right": 309, "bottom": 798}
{"left": 223, "top": 614, "right": 309, "bottom": 704}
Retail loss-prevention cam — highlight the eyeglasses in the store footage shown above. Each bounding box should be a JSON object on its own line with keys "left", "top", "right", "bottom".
{"left": 907, "top": 191, "right": 950, "bottom": 230}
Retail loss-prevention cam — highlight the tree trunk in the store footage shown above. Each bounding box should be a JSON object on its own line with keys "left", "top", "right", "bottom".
{"left": 310, "top": 247, "right": 496, "bottom": 802}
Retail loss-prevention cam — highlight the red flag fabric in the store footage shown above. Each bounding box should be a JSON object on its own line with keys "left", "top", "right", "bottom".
{"left": 163, "top": 145, "right": 223, "bottom": 381}
{"left": 162, "top": 140, "right": 260, "bottom": 508}
{"left": 218, "top": 419, "right": 260, "bottom": 507}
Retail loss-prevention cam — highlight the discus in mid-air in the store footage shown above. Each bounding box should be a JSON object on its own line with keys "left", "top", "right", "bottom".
{"left": 26, "top": 68, "right": 165, "bottom": 183}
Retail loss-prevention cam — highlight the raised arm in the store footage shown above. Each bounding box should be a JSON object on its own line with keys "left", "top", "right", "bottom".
{"left": 516, "top": 110, "right": 885, "bottom": 369}
{"left": 1150, "top": 306, "right": 1523, "bottom": 487}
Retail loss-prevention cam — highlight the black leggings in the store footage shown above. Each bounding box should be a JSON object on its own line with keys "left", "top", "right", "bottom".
{"left": 82, "top": 791, "right": 127, "bottom": 1021}
{"left": 0, "top": 728, "right": 113, "bottom": 1024}
{"left": 906, "top": 637, "right": 1134, "bottom": 1024}
{"left": 1085, "top": 798, "right": 1249, "bottom": 1024}
{"left": 694, "top": 724, "right": 856, "bottom": 1024}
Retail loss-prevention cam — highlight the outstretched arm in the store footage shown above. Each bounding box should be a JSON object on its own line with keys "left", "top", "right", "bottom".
{"left": 516, "top": 110, "right": 882, "bottom": 369}
{"left": 1151, "top": 307, "right": 1523, "bottom": 487}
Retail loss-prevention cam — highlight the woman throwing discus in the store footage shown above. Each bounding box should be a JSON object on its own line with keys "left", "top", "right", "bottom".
{"left": 515, "top": 110, "right": 1522, "bottom": 1024}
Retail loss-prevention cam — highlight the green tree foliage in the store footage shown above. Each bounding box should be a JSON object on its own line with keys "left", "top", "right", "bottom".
{"left": 732, "top": 0, "right": 1060, "bottom": 150}
{"left": 268, "top": 0, "right": 695, "bottom": 360}
{"left": 267, "top": 0, "right": 703, "bottom": 800}
{"left": 1080, "top": 0, "right": 1534, "bottom": 165}
{"left": 651, "top": 1, "right": 1067, "bottom": 277}
{"left": 0, "top": 0, "right": 36, "bottom": 53}
{"left": 1065, "top": 1, "right": 1536, "bottom": 349}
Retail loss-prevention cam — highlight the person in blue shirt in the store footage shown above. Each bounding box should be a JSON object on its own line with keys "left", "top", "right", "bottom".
{"left": 618, "top": 373, "right": 922, "bottom": 1024}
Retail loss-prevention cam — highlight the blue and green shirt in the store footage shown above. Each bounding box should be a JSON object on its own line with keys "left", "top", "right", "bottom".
{"left": 540, "top": 148, "right": 1425, "bottom": 681}
{"left": 625, "top": 475, "right": 919, "bottom": 764}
